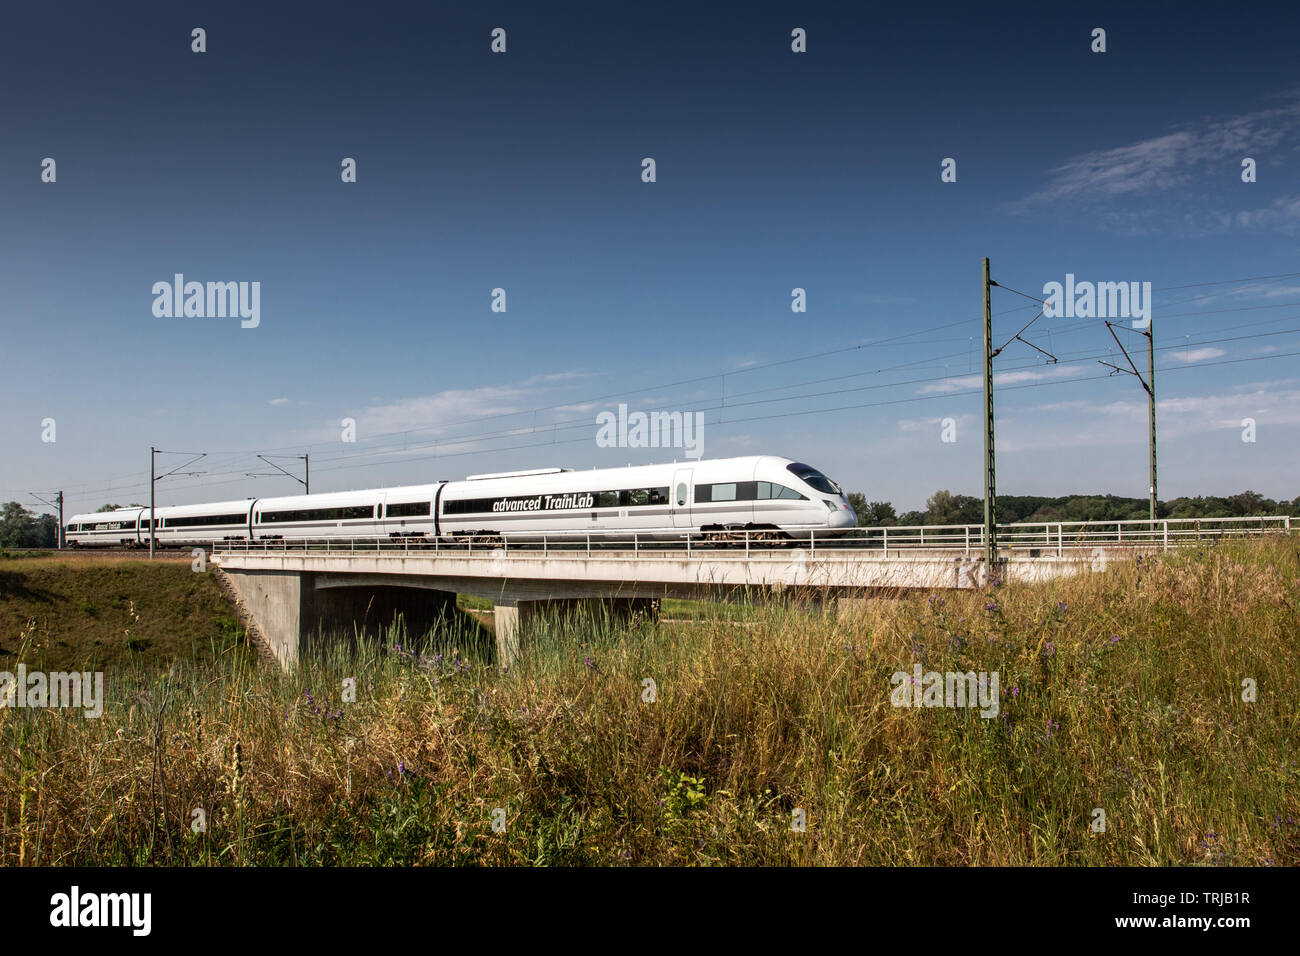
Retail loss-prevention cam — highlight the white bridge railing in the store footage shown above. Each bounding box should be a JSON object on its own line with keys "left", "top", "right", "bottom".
{"left": 209, "top": 515, "right": 1293, "bottom": 560}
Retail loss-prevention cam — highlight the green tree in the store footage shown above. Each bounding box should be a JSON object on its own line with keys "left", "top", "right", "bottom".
{"left": 924, "top": 490, "right": 981, "bottom": 525}
{"left": 844, "top": 493, "right": 898, "bottom": 536}
{"left": 846, "top": 492, "right": 868, "bottom": 518}
{"left": 34, "top": 513, "right": 57, "bottom": 547}
{"left": 0, "top": 502, "right": 44, "bottom": 548}
{"left": 863, "top": 500, "right": 898, "bottom": 525}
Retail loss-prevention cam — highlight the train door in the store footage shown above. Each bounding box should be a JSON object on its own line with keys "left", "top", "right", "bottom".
{"left": 671, "top": 468, "right": 693, "bottom": 528}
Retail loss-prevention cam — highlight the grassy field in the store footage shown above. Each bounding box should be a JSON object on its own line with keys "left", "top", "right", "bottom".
{"left": 0, "top": 552, "right": 239, "bottom": 671}
{"left": 0, "top": 537, "right": 1297, "bottom": 865}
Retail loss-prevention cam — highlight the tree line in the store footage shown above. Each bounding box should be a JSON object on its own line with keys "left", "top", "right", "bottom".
{"left": 845, "top": 489, "right": 1300, "bottom": 528}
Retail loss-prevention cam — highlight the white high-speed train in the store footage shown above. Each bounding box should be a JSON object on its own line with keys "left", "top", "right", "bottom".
{"left": 64, "top": 455, "right": 857, "bottom": 547}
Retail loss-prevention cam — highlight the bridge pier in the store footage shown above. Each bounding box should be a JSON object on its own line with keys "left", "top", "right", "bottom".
{"left": 221, "top": 569, "right": 456, "bottom": 669}
{"left": 492, "top": 597, "right": 660, "bottom": 668}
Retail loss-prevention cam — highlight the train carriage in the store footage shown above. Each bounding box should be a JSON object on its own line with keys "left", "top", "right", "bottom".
{"left": 251, "top": 484, "right": 443, "bottom": 541}
{"left": 64, "top": 507, "right": 145, "bottom": 547}
{"left": 148, "top": 500, "right": 255, "bottom": 547}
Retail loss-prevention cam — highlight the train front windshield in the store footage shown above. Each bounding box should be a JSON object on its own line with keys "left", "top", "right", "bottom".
{"left": 786, "top": 462, "right": 842, "bottom": 496}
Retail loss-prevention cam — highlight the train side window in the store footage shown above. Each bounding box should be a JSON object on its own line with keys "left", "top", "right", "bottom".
{"left": 628, "top": 489, "right": 649, "bottom": 506}
{"left": 711, "top": 483, "right": 737, "bottom": 502}
{"left": 775, "top": 484, "right": 805, "bottom": 500}
{"left": 757, "top": 482, "right": 772, "bottom": 499}
{"left": 650, "top": 488, "right": 668, "bottom": 505}
{"left": 676, "top": 483, "right": 687, "bottom": 507}
{"left": 597, "top": 491, "right": 619, "bottom": 508}
{"left": 695, "top": 485, "right": 712, "bottom": 503}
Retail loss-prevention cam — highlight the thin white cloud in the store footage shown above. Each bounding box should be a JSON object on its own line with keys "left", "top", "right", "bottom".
{"left": 1172, "top": 347, "right": 1227, "bottom": 363}
{"left": 1020, "top": 131, "right": 1200, "bottom": 204}
{"left": 356, "top": 386, "right": 538, "bottom": 436}
{"left": 996, "top": 379, "right": 1300, "bottom": 452}
{"left": 1157, "top": 385, "right": 1300, "bottom": 427}
{"left": 305, "top": 370, "right": 595, "bottom": 450}
{"left": 1253, "top": 283, "right": 1300, "bottom": 298}
{"left": 1007, "top": 93, "right": 1300, "bottom": 234}
{"left": 896, "top": 413, "right": 975, "bottom": 433}
{"left": 1228, "top": 195, "right": 1300, "bottom": 232}
{"left": 1215, "top": 280, "right": 1300, "bottom": 301}
{"left": 917, "top": 365, "right": 1084, "bottom": 394}
{"left": 267, "top": 397, "right": 289, "bottom": 406}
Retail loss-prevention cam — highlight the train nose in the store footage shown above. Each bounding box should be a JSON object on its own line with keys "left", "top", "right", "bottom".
{"left": 827, "top": 501, "right": 856, "bottom": 529}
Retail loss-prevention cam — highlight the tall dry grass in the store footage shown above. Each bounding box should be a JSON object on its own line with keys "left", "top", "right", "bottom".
{"left": 1, "top": 536, "right": 1297, "bottom": 865}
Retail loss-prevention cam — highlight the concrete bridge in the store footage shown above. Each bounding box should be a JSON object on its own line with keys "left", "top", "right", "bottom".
{"left": 210, "top": 516, "right": 1291, "bottom": 669}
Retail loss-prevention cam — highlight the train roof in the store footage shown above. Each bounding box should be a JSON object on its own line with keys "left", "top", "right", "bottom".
{"left": 440, "top": 455, "right": 797, "bottom": 491}
{"left": 252, "top": 482, "right": 445, "bottom": 511}
{"left": 147, "top": 499, "right": 256, "bottom": 516}
{"left": 67, "top": 506, "right": 144, "bottom": 523}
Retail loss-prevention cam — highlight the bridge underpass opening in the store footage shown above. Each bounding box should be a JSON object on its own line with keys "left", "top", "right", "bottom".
{"left": 221, "top": 569, "right": 470, "bottom": 668}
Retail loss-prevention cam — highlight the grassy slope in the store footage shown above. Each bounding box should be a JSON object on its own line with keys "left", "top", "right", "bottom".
{"left": 1, "top": 538, "right": 1298, "bottom": 865}
{"left": 0, "top": 553, "right": 244, "bottom": 671}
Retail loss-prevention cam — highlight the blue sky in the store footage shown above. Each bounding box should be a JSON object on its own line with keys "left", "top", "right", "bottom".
{"left": 2, "top": 0, "right": 1298, "bottom": 516}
